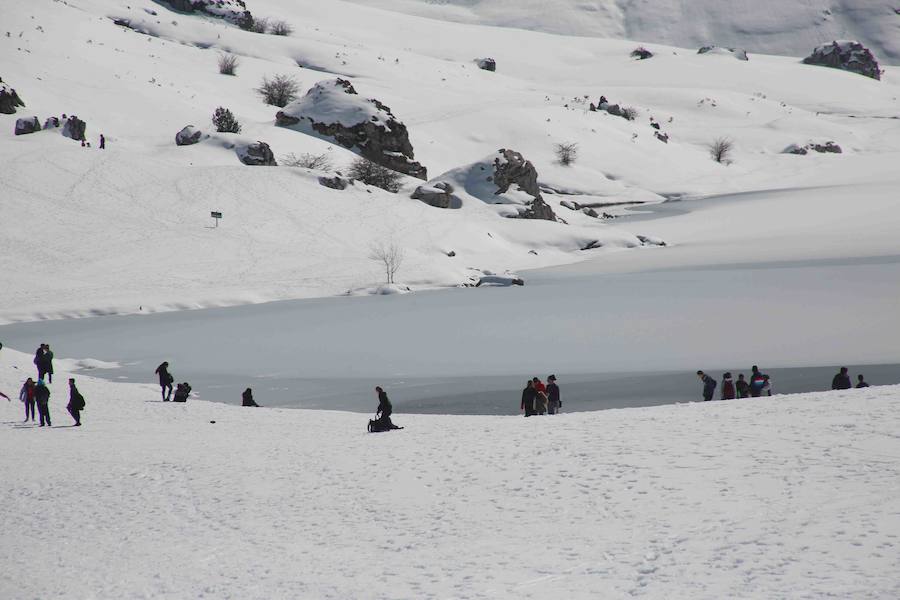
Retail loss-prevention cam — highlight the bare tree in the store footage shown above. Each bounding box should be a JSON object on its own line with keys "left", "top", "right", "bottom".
{"left": 347, "top": 156, "right": 403, "bottom": 192}
{"left": 217, "top": 53, "right": 239, "bottom": 75}
{"left": 708, "top": 137, "right": 734, "bottom": 164}
{"left": 257, "top": 74, "right": 300, "bottom": 107}
{"left": 281, "top": 152, "right": 334, "bottom": 170}
{"left": 249, "top": 17, "right": 269, "bottom": 34}
{"left": 555, "top": 142, "right": 578, "bottom": 166}
{"left": 369, "top": 242, "right": 404, "bottom": 284}
{"left": 269, "top": 20, "right": 293, "bottom": 36}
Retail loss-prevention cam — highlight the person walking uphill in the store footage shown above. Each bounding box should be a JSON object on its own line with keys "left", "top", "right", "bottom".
{"left": 832, "top": 367, "right": 852, "bottom": 390}
{"left": 721, "top": 372, "right": 736, "bottom": 400}
{"left": 547, "top": 375, "right": 561, "bottom": 414}
{"left": 521, "top": 380, "right": 537, "bottom": 417}
{"left": 20, "top": 377, "right": 36, "bottom": 422}
{"left": 242, "top": 388, "right": 259, "bottom": 407}
{"left": 155, "top": 361, "right": 174, "bottom": 401}
{"left": 67, "top": 378, "right": 85, "bottom": 426}
{"left": 697, "top": 371, "right": 716, "bottom": 401}
{"left": 34, "top": 379, "right": 51, "bottom": 427}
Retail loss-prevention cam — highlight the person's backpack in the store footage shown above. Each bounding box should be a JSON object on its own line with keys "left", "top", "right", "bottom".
{"left": 167, "top": 373, "right": 174, "bottom": 384}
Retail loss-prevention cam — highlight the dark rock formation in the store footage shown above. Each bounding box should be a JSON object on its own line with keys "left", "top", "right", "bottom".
{"left": 412, "top": 181, "right": 460, "bottom": 209}
{"left": 581, "top": 240, "right": 603, "bottom": 251}
{"left": 476, "top": 58, "right": 496, "bottom": 71}
{"left": 14, "top": 116, "right": 41, "bottom": 136}
{"left": 803, "top": 41, "right": 881, "bottom": 80}
{"left": 631, "top": 47, "right": 653, "bottom": 60}
{"left": 175, "top": 125, "right": 202, "bottom": 146}
{"left": 238, "top": 141, "right": 277, "bottom": 166}
{"left": 637, "top": 235, "right": 667, "bottom": 247}
{"left": 276, "top": 79, "right": 426, "bottom": 179}
{"left": 43, "top": 116, "right": 59, "bottom": 129}
{"left": 492, "top": 148, "right": 557, "bottom": 221}
{"left": 318, "top": 175, "right": 349, "bottom": 190}
{"left": 0, "top": 80, "right": 25, "bottom": 114}
{"left": 62, "top": 115, "right": 86, "bottom": 141}
{"left": 162, "top": 0, "right": 252, "bottom": 29}
{"left": 783, "top": 141, "right": 842, "bottom": 155}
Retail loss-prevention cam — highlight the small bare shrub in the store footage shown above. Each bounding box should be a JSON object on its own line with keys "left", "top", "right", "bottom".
{"left": 281, "top": 152, "right": 334, "bottom": 171}
{"left": 709, "top": 137, "right": 734, "bottom": 164}
{"left": 269, "top": 20, "right": 293, "bottom": 36}
{"left": 257, "top": 74, "right": 300, "bottom": 107}
{"left": 369, "top": 242, "right": 404, "bottom": 284}
{"left": 218, "top": 53, "right": 239, "bottom": 75}
{"left": 249, "top": 17, "right": 269, "bottom": 33}
{"left": 348, "top": 157, "right": 403, "bottom": 192}
{"left": 555, "top": 142, "right": 578, "bottom": 166}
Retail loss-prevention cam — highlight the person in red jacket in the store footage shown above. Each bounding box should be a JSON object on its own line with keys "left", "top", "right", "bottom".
{"left": 721, "top": 372, "right": 736, "bottom": 400}
{"left": 532, "top": 377, "right": 548, "bottom": 415}
{"left": 19, "top": 378, "right": 36, "bottom": 422}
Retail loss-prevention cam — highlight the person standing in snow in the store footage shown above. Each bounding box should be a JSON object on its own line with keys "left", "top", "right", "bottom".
{"left": 749, "top": 366, "right": 766, "bottom": 397}
{"left": 20, "top": 377, "right": 36, "bottom": 422}
{"left": 242, "top": 388, "right": 259, "bottom": 407}
{"left": 99, "top": 134, "right": 105, "bottom": 149}
{"left": 761, "top": 374, "right": 773, "bottom": 397}
{"left": 521, "top": 380, "right": 536, "bottom": 417}
{"left": 721, "top": 372, "right": 736, "bottom": 400}
{"left": 697, "top": 370, "right": 716, "bottom": 401}
{"left": 34, "top": 344, "right": 49, "bottom": 381}
{"left": 856, "top": 374, "right": 869, "bottom": 388}
{"left": 67, "top": 378, "right": 85, "bottom": 426}
{"left": 831, "top": 367, "right": 852, "bottom": 390}
{"left": 735, "top": 373, "right": 749, "bottom": 399}
{"left": 532, "top": 377, "right": 548, "bottom": 415}
{"left": 155, "top": 361, "right": 174, "bottom": 401}
{"left": 546, "top": 375, "right": 561, "bottom": 414}
{"left": 34, "top": 379, "right": 51, "bottom": 427}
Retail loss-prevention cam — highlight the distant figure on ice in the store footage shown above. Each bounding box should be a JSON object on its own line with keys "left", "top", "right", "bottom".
{"left": 155, "top": 361, "right": 174, "bottom": 401}
{"left": 532, "top": 377, "right": 548, "bottom": 415}
{"left": 735, "top": 374, "right": 749, "bottom": 399}
{"left": 831, "top": 367, "right": 852, "bottom": 390}
{"left": 521, "top": 380, "right": 536, "bottom": 417}
{"left": 34, "top": 343, "right": 54, "bottom": 383}
{"left": 99, "top": 134, "right": 105, "bottom": 149}
{"left": 172, "top": 382, "right": 191, "bottom": 403}
{"left": 749, "top": 366, "right": 766, "bottom": 397}
{"left": 242, "top": 388, "right": 259, "bottom": 407}
{"left": 721, "top": 372, "right": 736, "bottom": 400}
{"left": 546, "top": 374, "right": 561, "bottom": 414}
{"left": 369, "top": 386, "right": 402, "bottom": 432}
{"left": 20, "top": 378, "right": 36, "bottom": 422}
{"left": 697, "top": 370, "right": 716, "bottom": 401}
{"left": 35, "top": 379, "right": 51, "bottom": 427}
{"left": 67, "top": 378, "right": 85, "bottom": 426}
{"left": 856, "top": 374, "right": 869, "bottom": 388}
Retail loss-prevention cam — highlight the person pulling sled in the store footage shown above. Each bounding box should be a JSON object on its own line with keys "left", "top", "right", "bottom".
{"left": 368, "top": 386, "right": 402, "bottom": 433}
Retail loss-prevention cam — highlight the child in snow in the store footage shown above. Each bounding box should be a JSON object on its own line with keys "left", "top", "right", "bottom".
{"left": 735, "top": 374, "right": 749, "bottom": 399}
{"left": 721, "top": 372, "right": 736, "bottom": 400}
{"left": 856, "top": 374, "right": 869, "bottom": 388}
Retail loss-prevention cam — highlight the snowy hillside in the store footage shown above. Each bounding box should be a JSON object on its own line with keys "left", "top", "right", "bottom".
{"left": 2, "top": 348, "right": 899, "bottom": 599}
{"left": 1, "top": 0, "right": 898, "bottom": 323}
{"left": 347, "top": 0, "right": 900, "bottom": 64}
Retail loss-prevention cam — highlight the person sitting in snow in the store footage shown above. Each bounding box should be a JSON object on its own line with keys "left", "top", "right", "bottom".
{"left": 697, "top": 370, "right": 716, "bottom": 401}
{"left": 172, "top": 382, "right": 191, "bottom": 403}
{"left": 242, "top": 388, "right": 259, "bottom": 407}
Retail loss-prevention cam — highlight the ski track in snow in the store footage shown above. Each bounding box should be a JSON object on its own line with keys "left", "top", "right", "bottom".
{"left": 1, "top": 349, "right": 899, "bottom": 599}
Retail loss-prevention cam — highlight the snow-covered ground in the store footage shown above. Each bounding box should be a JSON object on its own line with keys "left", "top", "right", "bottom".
{"left": 2, "top": 348, "right": 899, "bottom": 599}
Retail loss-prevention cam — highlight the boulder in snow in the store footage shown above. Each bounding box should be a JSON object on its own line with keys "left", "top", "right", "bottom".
{"left": 802, "top": 41, "right": 881, "bottom": 80}
{"left": 175, "top": 125, "right": 202, "bottom": 146}
{"left": 62, "top": 115, "right": 86, "bottom": 141}
{"left": 318, "top": 175, "right": 349, "bottom": 190}
{"left": 698, "top": 46, "right": 749, "bottom": 61}
{"left": 276, "top": 78, "right": 427, "bottom": 179}
{"left": 411, "top": 181, "right": 461, "bottom": 209}
{"left": 43, "top": 116, "right": 59, "bottom": 129}
{"left": 783, "top": 141, "right": 842, "bottom": 155}
{"left": 14, "top": 116, "right": 41, "bottom": 136}
{"left": 630, "top": 47, "right": 653, "bottom": 60}
{"left": 637, "top": 235, "right": 667, "bottom": 247}
{"left": 492, "top": 148, "right": 542, "bottom": 200}
{"left": 476, "top": 58, "right": 496, "bottom": 72}
{"left": 161, "top": 0, "right": 252, "bottom": 29}
{"left": 237, "top": 141, "right": 277, "bottom": 166}
{"left": 0, "top": 80, "right": 25, "bottom": 114}
{"left": 475, "top": 275, "right": 524, "bottom": 287}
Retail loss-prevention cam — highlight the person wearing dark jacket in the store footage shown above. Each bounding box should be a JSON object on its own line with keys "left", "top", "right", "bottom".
{"left": 832, "top": 367, "right": 852, "bottom": 390}
{"left": 546, "top": 375, "right": 561, "bottom": 414}
{"left": 67, "top": 378, "right": 85, "bottom": 426}
{"left": 373, "top": 386, "right": 401, "bottom": 430}
{"left": 721, "top": 372, "right": 736, "bottom": 400}
{"left": 34, "top": 379, "right": 51, "bottom": 427}
{"left": 34, "top": 344, "right": 54, "bottom": 382}
{"left": 155, "top": 361, "right": 174, "bottom": 401}
{"left": 172, "top": 382, "right": 191, "bottom": 403}
{"left": 749, "top": 366, "right": 766, "bottom": 397}
{"left": 521, "top": 380, "right": 537, "bottom": 417}
{"left": 735, "top": 374, "right": 749, "bottom": 399}
{"left": 242, "top": 388, "right": 259, "bottom": 407}
{"left": 20, "top": 378, "right": 36, "bottom": 422}
{"left": 856, "top": 374, "right": 869, "bottom": 388}
{"left": 697, "top": 371, "right": 716, "bottom": 401}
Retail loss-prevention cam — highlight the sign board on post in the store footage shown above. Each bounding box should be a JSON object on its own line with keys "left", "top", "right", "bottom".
{"left": 211, "top": 211, "right": 222, "bottom": 227}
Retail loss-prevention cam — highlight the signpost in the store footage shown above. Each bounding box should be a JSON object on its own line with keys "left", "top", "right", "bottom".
{"left": 211, "top": 211, "right": 222, "bottom": 227}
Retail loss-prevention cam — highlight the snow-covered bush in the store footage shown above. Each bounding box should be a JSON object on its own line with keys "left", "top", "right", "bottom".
{"left": 281, "top": 152, "right": 333, "bottom": 170}
{"left": 212, "top": 107, "right": 241, "bottom": 133}
{"left": 348, "top": 157, "right": 403, "bottom": 192}
{"left": 709, "top": 137, "right": 734, "bottom": 164}
{"left": 257, "top": 74, "right": 299, "bottom": 107}
{"left": 218, "top": 53, "right": 239, "bottom": 75}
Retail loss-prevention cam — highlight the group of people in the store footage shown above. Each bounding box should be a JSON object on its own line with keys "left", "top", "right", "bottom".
{"left": 521, "top": 375, "right": 561, "bottom": 416}
{"left": 155, "top": 360, "right": 257, "bottom": 406}
{"left": 697, "top": 365, "right": 870, "bottom": 401}
{"left": 9, "top": 344, "right": 86, "bottom": 426}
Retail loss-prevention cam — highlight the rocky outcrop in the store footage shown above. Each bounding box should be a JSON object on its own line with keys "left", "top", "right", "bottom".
{"left": 175, "top": 125, "right": 202, "bottom": 146}
{"left": 43, "top": 116, "right": 59, "bottom": 129}
{"left": 276, "top": 79, "right": 426, "bottom": 179}
{"left": 412, "top": 181, "right": 460, "bottom": 209}
{"left": 14, "top": 116, "right": 41, "bottom": 136}
{"left": 162, "top": 0, "right": 252, "bottom": 29}
{"left": 237, "top": 141, "right": 277, "bottom": 166}
{"left": 0, "top": 80, "right": 25, "bottom": 114}
{"left": 783, "top": 141, "right": 842, "bottom": 155}
{"left": 631, "top": 47, "right": 653, "bottom": 60}
{"left": 476, "top": 58, "right": 496, "bottom": 72}
{"left": 62, "top": 115, "right": 86, "bottom": 141}
{"left": 803, "top": 41, "right": 881, "bottom": 80}
{"left": 492, "top": 149, "right": 556, "bottom": 222}
{"left": 698, "top": 46, "right": 749, "bottom": 61}
{"left": 318, "top": 175, "right": 349, "bottom": 190}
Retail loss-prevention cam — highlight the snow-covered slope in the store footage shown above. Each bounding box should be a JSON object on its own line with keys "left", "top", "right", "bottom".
{"left": 346, "top": 0, "right": 900, "bottom": 64}
{"left": 2, "top": 348, "right": 899, "bottom": 599}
